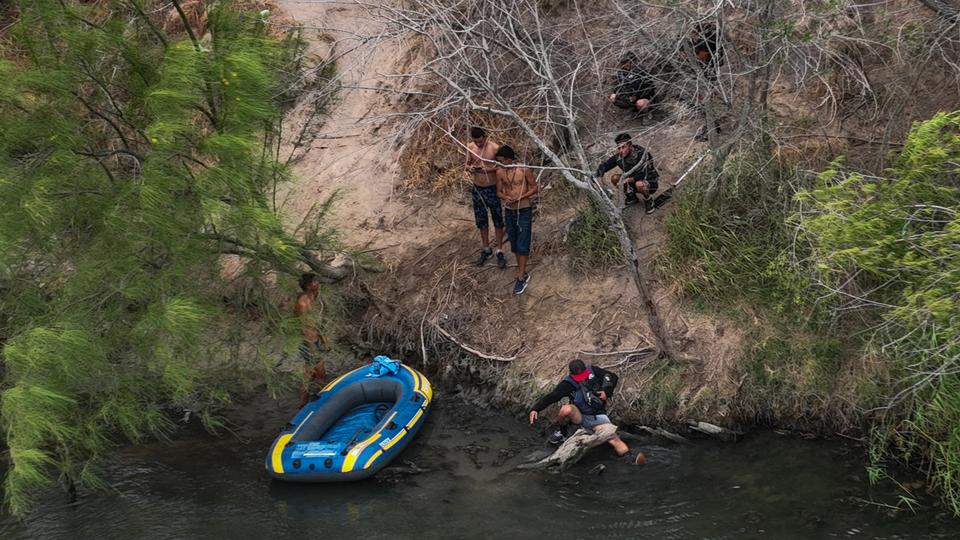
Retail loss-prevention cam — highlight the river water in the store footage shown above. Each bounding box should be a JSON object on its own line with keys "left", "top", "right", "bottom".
{"left": 2, "top": 390, "right": 957, "bottom": 539}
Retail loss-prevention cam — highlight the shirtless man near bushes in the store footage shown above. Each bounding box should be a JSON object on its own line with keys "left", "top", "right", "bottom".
{"left": 464, "top": 126, "right": 507, "bottom": 268}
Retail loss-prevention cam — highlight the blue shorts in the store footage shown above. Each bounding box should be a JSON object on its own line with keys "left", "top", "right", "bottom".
{"left": 471, "top": 185, "right": 503, "bottom": 229}
{"left": 504, "top": 207, "right": 533, "bottom": 256}
{"left": 580, "top": 414, "right": 611, "bottom": 429}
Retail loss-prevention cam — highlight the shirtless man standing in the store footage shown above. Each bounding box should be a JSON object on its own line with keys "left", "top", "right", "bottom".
{"left": 464, "top": 126, "right": 506, "bottom": 268}
{"left": 294, "top": 273, "right": 327, "bottom": 407}
{"left": 495, "top": 145, "right": 538, "bottom": 295}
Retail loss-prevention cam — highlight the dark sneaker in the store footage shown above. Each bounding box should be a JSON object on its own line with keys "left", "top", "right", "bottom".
{"left": 625, "top": 194, "right": 639, "bottom": 206}
{"left": 644, "top": 197, "right": 655, "bottom": 214}
{"left": 476, "top": 249, "right": 492, "bottom": 267}
{"left": 513, "top": 273, "right": 530, "bottom": 295}
{"left": 496, "top": 251, "right": 507, "bottom": 269}
{"left": 548, "top": 429, "right": 567, "bottom": 445}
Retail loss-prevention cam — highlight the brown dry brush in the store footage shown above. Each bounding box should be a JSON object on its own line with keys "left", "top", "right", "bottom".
{"left": 354, "top": 272, "right": 544, "bottom": 411}
{"left": 154, "top": 0, "right": 287, "bottom": 35}
{"left": 370, "top": 0, "right": 680, "bottom": 356}
{"left": 358, "top": 0, "right": 960, "bottom": 401}
{"left": 397, "top": 106, "right": 566, "bottom": 194}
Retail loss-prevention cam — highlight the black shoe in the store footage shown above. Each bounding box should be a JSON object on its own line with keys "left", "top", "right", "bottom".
{"left": 476, "top": 249, "right": 492, "bottom": 267}
{"left": 625, "top": 194, "right": 639, "bottom": 206}
{"left": 496, "top": 251, "right": 507, "bottom": 269}
{"left": 513, "top": 273, "right": 530, "bottom": 295}
{"left": 644, "top": 197, "right": 655, "bottom": 214}
{"left": 548, "top": 426, "right": 568, "bottom": 445}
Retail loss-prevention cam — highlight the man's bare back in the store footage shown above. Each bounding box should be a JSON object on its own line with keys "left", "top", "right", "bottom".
{"left": 294, "top": 292, "right": 320, "bottom": 343}
{"left": 295, "top": 273, "right": 326, "bottom": 407}
{"left": 465, "top": 138, "right": 501, "bottom": 188}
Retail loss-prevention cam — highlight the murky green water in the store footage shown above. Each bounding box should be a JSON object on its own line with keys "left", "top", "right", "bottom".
{"left": 2, "top": 391, "right": 956, "bottom": 539}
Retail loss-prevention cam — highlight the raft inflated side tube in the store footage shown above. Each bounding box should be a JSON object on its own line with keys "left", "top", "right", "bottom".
{"left": 266, "top": 359, "right": 432, "bottom": 482}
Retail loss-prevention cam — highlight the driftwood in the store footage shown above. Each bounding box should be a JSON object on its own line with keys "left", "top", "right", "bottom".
{"left": 634, "top": 425, "right": 689, "bottom": 444}
{"left": 688, "top": 420, "right": 742, "bottom": 442}
{"left": 432, "top": 322, "right": 518, "bottom": 362}
{"left": 517, "top": 424, "right": 618, "bottom": 471}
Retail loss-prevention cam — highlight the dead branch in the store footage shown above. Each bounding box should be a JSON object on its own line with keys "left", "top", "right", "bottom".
{"left": 579, "top": 346, "right": 654, "bottom": 357}
{"left": 517, "top": 423, "right": 618, "bottom": 471}
{"left": 432, "top": 321, "right": 517, "bottom": 362}
{"left": 688, "top": 420, "right": 742, "bottom": 442}
{"left": 635, "top": 425, "right": 689, "bottom": 444}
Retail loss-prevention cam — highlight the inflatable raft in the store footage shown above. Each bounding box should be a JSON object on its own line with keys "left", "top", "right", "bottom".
{"left": 266, "top": 356, "right": 432, "bottom": 482}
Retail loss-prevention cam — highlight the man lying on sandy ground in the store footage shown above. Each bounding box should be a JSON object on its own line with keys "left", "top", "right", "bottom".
{"left": 294, "top": 272, "right": 327, "bottom": 407}
{"left": 528, "top": 359, "right": 630, "bottom": 456}
{"left": 464, "top": 126, "right": 506, "bottom": 268}
{"left": 494, "top": 145, "right": 538, "bottom": 295}
{"left": 595, "top": 133, "right": 660, "bottom": 214}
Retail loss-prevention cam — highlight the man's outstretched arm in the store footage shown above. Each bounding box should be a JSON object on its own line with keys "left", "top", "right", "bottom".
{"left": 528, "top": 380, "right": 575, "bottom": 423}
{"left": 595, "top": 155, "right": 618, "bottom": 179}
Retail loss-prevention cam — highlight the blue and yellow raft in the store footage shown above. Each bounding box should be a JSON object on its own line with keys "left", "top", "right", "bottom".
{"left": 266, "top": 356, "right": 432, "bottom": 481}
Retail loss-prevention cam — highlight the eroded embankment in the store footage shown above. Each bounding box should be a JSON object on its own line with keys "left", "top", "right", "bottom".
{"left": 275, "top": 0, "right": 870, "bottom": 436}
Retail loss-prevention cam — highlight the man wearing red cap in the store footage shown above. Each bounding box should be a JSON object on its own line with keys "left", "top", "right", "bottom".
{"left": 528, "top": 359, "right": 629, "bottom": 456}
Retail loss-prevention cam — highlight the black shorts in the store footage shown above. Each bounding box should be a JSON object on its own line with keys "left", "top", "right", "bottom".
{"left": 624, "top": 179, "right": 658, "bottom": 196}
{"left": 471, "top": 184, "right": 504, "bottom": 229}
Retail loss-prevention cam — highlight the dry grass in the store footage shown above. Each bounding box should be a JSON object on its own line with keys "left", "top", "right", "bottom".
{"left": 156, "top": 0, "right": 208, "bottom": 35}
{"left": 0, "top": 2, "right": 18, "bottom": 37}
{"left": 397, "top": 108, "right": 554, "bottom": 193}
{"left": 149, "top": 0, "right": 290, "bottom": 37}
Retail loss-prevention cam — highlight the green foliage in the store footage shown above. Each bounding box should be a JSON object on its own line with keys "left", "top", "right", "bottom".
{"left": 737, "top": 334, "right": 844, "bottom": 419}
{"left": 664, "top": 112, "right": 960, "bottom": 513}
{"left": 0, "top": 1, "right": 339, "bottom": 513}
{"left": 566, "top": 201, "right": 623, "bottom": 272}
{"left": 661, "top": 148, "right": 813, "bottom": 320}
{"left": 628, "top": 360, "right": 683, "bottom": 422}
{"left": 797, "top": 110, "right": 960, "bottom": 514}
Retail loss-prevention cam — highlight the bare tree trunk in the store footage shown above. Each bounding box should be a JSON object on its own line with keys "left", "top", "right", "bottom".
{"left": 588, "top": 190, "right": 671, "bottom": 357}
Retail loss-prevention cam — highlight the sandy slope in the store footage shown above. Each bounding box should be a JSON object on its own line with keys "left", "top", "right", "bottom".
{"left": 277, "top": 0, "right": 747, "bottom": 424}
{"left": 277, "top": 0, "right": 419, "bottom": 246}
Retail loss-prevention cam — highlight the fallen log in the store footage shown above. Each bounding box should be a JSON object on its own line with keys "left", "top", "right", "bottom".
{"left": 634, "top": 425, "right": 689, "bottom": 444}
{"left": 688, "top": 420, "right": 742, "bottom": 442}
{"left": 517, "top": 424, "right": 618, "bottom": 471}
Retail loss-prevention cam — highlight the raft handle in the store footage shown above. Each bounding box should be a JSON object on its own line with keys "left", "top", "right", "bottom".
{"left": 341, "top": 426, "right": 365, "bottom": 455}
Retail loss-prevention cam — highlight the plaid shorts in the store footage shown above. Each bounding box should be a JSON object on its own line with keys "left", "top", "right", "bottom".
{"left": 471, "top": 184, "right": 504, "bottom": 229}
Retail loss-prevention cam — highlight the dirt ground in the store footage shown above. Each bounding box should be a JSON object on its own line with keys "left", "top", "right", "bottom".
{"left": 273, "top": 0, "right": 763, "bottom": 426}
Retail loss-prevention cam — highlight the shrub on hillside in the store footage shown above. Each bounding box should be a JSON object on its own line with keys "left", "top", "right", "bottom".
{"left": 798, "top": 110, "right": 960, "bottom": 513}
